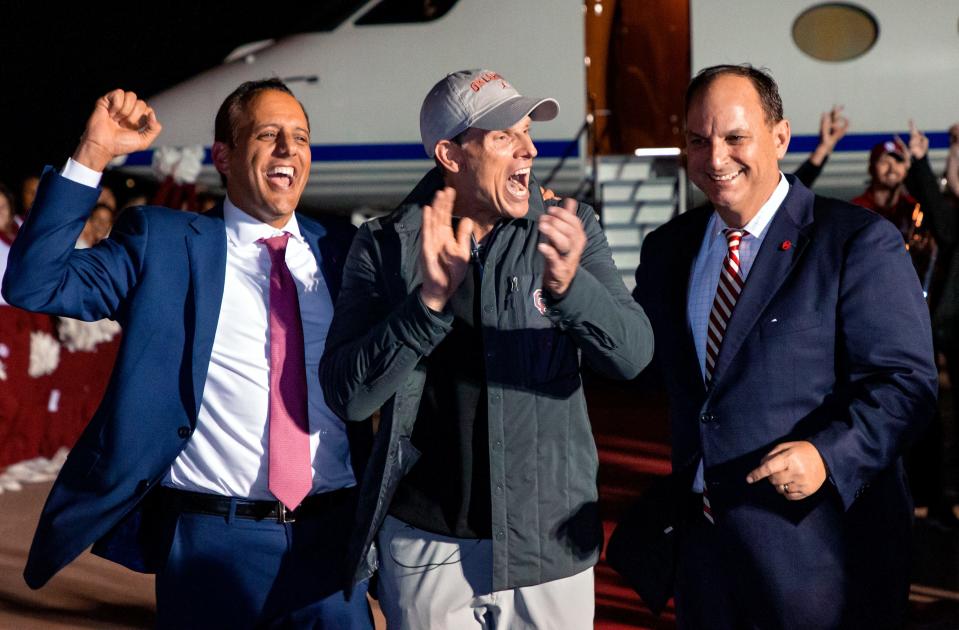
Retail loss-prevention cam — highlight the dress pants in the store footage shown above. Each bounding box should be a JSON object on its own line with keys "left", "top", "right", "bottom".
{"left": 155, "top": 495, "right": 371, "bottom": 629}
{"left": 673, "top": 489, "right": 902, "bottom": 630}
{"left": 376, "top": 515, "right": 594, "bottom": 629}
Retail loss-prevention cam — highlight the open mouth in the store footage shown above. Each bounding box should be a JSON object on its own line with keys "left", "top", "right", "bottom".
{"left": 709, "top": 169, "right": 743, "bottom": 183}
{"left": 506, "top": 167, "right": 531, "bottom": 198}
{"left": 266, "top": 165, "right": 295, "bottom": 189}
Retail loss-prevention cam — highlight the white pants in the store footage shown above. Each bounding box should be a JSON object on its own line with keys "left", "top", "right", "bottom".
{"left": 376, "top": 515, "right": 594, "bottom": 630}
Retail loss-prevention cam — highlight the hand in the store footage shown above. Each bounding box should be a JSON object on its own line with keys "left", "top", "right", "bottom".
{"left": 538, "top": 198, "right": 586, "bottom": 298}
{"left": 73, "top": 90, "right": 162, "bottom": 172}
{"left": 418, "top": 187, "right": 473, "bottom": 312}
{"left": 809, "top": 105, "right": 849, "bottom": 166}
{"left": 745, "top": 441, "right": 827, "bottom": 501}
{"left": 896, "top": 119, "right": 928, "bottom": 163}
{"left": 818, "top": 105, "right": 849, "bottom": 151}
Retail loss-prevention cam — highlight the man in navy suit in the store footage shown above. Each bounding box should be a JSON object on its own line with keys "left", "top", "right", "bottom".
{"left": 633, "top": 64, "right": 938, "bottom": 628}
{"left": 2, "top": 80, "right": 371, "bottom": 628}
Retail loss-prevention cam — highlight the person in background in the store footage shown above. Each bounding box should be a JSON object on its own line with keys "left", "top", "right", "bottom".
{"left": 77, "top": 204, "right": 114, "bottom": 248}
{"left": 0, "top": 183, "right": 18, "bottom": 244}
{"left": 0, "top": 183, "right": 19, "bottom": 306}
{"left": 900, "top": 120, "right": 959, "bottom": 528}
{"left": 851, "top": 139, "right": 918, "bottom": 237}
{"left": 20, "top": 175, "right": 39, "bottom": 217}
{"left": 793, "top": 104, "right": 849, "bottom": 188}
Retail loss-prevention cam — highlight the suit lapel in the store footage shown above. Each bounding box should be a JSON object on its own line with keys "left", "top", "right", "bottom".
{"left": 185, "top": 206, "right": 227, "bottom": 419}
{"left": 297, "top": 214, "right": 333, "bottom": 292}
{"left": 710, "top": 179, "right": 815, "bottom": 385}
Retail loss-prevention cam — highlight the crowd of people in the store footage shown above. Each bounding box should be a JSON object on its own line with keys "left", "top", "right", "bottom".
{"left": 0, "top": 64, "right": 956, "bottom": 629}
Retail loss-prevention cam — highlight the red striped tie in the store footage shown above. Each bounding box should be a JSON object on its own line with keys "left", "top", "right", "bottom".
{"left": 702, "top": 228, "right": 746, "bottom": 524}
{"left": 705, "top": 229, "right": 745, "bottom": 383}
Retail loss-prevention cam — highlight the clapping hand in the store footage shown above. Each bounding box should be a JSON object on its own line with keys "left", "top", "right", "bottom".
{"left": 418, "top": 187, "right": 473, "bottom": 312}
{"left": 538, "top": 198, "right": 586, "bottom": 298}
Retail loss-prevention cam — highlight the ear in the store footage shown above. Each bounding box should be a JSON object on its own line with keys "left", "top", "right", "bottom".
{"left": 773, "top": 118, "right": 791, "bottom": 160}
{"left": 211, "top": 141, "right": 231, "bottom": 178}
{"left": 434, "top": 139, "right": 463, "bottom": 174}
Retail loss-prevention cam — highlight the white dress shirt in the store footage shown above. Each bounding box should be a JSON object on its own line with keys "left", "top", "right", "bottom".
{"left": 686, "top": 173, "right": 790, "bottom": 491}
{"left": 61, "top": 159, "right": 355, "bottom": 499}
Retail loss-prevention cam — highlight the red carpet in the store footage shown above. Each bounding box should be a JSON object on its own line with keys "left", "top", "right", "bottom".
{"left": 588, "top": 374, "right": 678, "bottom": 630}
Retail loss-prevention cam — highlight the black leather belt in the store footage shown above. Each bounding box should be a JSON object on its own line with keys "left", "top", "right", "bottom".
{"left": 159, "top": 486, "right": 354, "bottom": 523}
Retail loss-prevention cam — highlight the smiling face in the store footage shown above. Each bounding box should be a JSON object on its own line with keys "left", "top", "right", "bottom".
{"left": 445, "top": 116, "right": 537, "bottom": 228}
{"left": 685, "top": 74, "right": 790, "bottom": 227}
{"left": 212, "top": 89, "right": 311, "bottom": 227}
{"left": 871, "top": 153, "right": 907, "bottom": 190}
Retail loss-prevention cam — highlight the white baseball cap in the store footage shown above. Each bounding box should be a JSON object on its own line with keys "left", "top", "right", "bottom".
{"left": 420, "top": 69, "right": 560, "bottom": 157}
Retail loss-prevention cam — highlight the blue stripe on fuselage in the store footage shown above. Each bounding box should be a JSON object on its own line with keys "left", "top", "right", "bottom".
{"left": 123, "top": 140, "right": 579, "bottom": 167}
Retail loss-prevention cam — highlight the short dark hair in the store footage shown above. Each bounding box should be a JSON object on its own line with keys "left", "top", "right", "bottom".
{"left": 685, "top": 64, "right": 784, "bottom": 127}
{"left": 213, "top": 78, "right": 309, "bottom": 147}
{"left": 434, "top": 128, "right": 471, "bottom": 169}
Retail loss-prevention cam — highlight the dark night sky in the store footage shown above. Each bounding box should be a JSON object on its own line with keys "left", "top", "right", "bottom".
{"left": 0, "top": 4, "right": 308, "bottom": 205}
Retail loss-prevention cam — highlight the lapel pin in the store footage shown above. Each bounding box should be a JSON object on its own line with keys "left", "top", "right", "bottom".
{"left": 779, "top": 240, "right": 792, "bottom": 251}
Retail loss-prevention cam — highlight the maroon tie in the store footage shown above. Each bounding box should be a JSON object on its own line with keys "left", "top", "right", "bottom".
{"left": 702, "top": 228, "right": 746, "bottom": 524}
{"left": 260, "top": 232, "right": 311, "bottom": 511}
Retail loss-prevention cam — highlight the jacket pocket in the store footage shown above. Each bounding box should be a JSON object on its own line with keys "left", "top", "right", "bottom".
{"left": 759, "top": 311, "right": 822, "bottom": 338}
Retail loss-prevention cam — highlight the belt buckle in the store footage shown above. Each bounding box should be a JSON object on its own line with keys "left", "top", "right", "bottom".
{"left": 277, "top": 502, "right": 296, "bottom": 524}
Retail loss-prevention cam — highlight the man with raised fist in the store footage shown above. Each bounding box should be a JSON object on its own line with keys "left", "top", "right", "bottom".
{"left": 2, "top": 80, "right": 371, "bottom": 629}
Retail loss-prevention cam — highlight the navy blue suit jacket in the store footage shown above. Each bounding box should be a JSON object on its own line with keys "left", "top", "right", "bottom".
{"left": 634, "top": 176, "right": 938, "bottom": 624}
{"left": 1, "top": 168, "right": 367, "bottom": 589}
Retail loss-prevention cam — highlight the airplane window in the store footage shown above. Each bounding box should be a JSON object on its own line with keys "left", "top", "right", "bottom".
{"left": 792, "top": 3, "right": 879, "bottom": 62}
{"left": 355, "top": 0, "right": 458, "bottom": 25}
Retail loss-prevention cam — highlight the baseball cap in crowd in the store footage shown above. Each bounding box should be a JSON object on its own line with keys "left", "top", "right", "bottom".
{"left": 420, "top": 69, "right": 559, "bottom": 158}
{"left": 868, "top": 140, "right": 906, "bottom": 166}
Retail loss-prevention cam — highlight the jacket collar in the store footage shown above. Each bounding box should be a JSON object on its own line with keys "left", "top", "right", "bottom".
{"left": 182, "top": 203, "right": 331, "bottom": 419}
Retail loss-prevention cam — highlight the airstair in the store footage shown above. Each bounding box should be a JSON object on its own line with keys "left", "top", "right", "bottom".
{"left": 594, "top": 154, "right": 686, "bottom": 292}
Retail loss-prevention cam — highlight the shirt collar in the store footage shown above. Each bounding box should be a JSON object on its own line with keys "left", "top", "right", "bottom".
{"left": 711, "top": 172, "right": 790, "bottom": 240}
{"left": 223, "top": 196, "right": 304, "bottom": 247}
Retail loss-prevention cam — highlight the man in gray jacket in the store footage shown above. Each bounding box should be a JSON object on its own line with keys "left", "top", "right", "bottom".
{"left": 320, "top": 69, "right": 653, "bottom": 629}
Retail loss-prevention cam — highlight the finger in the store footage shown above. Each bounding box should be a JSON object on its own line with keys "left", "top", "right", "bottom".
{"left": 116, "top": 91, "right": 138, "bottom": 122}
{"left": 746, "top": 453, "right": 788, "bottom": 483}
{"left": 537, "top": 241, "right": 562, "bottom": 267}
{"left": 127, "top": 100, "right": 148, "bottom": 129}
{"left": 908, "top": 118, "right": 918, "bottom": 135}
{"left": 761, "top": 441, "right": 795, "bottom": 461}
{"left": 539, "top": 219, "right": 573, "bottom": 255}
{"left": 143, "top": 107, "right": 163, "bottom": 139}
{"left": 540, "top": 213, "right": 578, "bottom": 242}
{"left": 99, "top": 89, "right": 124, "bottom": 116}
{"left": 431, "top": 187, "right": 455, "bottom": 223}
{"left": 455, "top": 216, "right": 474, "bottom": 257}
{"left": 421, "top": 203, "right": 435, "bottom": 253}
